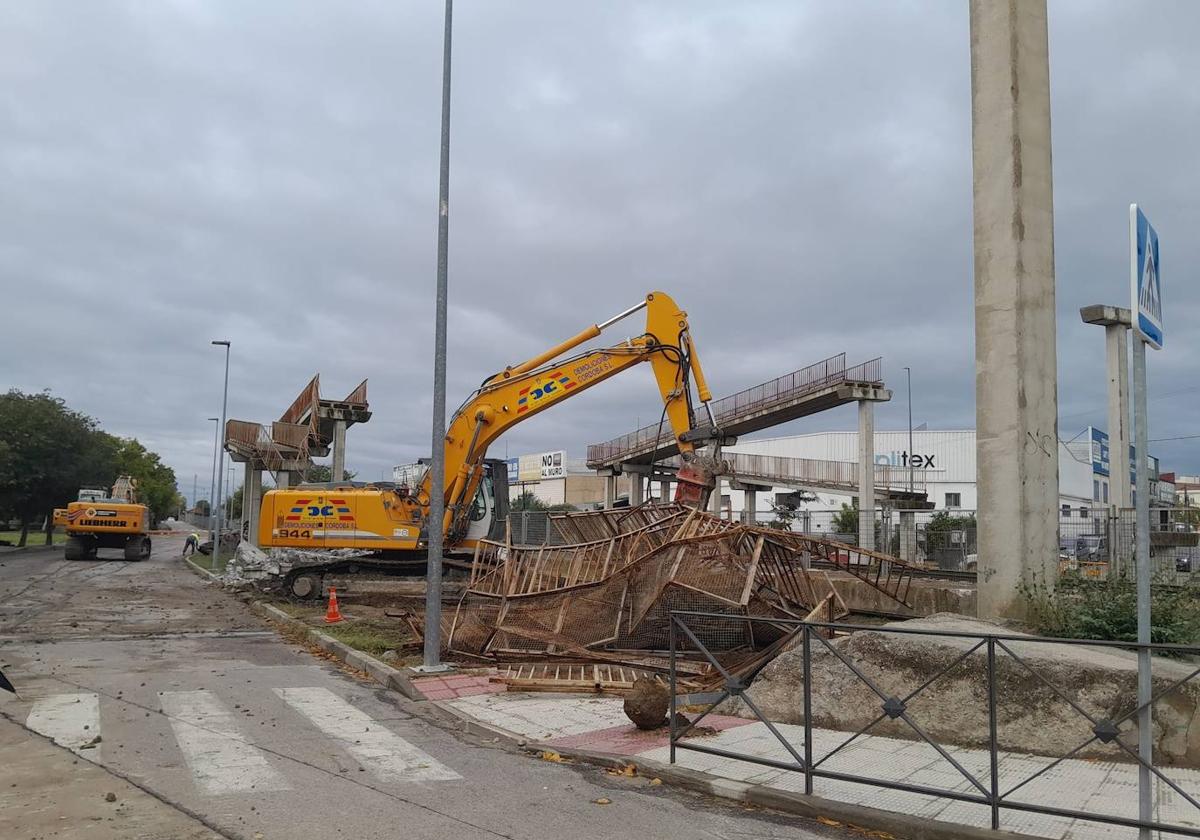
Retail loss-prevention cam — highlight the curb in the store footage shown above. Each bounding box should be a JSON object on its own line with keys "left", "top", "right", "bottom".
{"left": 250, "top": 602, "right": 422, "bottom": 701}
{"left": 181, "top": 556, "right": 221, "bottom": 580}
{"left": 516, "top": 742, "right": 1032, "bottom": 840}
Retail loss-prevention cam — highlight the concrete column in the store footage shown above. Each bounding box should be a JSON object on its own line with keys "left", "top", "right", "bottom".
{"left": 899, "top": 510, "right": 917, "bottom": 564}
{"left": 629, "top": 473, "right": 644, "bottom": 506}
{"left": 659, "top": 480, "right": 670, "bottom": 503}
{"left": 603, "top": 474, "right": 617, "bottom": 510}
{"left": 276, "top": 471, "right": 291, "bottom": 490}
{"left": 970, "top": 0, "right": 1060, "bottom": 619}
{"left": 858, "top": 400, "right": 876, "bottom": 550}
{"left": 743, "top": 488, "right": 757, "bottom": 525}
{"left": 331, "top": 420, "right": 347, "bottom": 483}
{"left": 1106, "top": 325, "right": 1132, "bottom": 508}
{"left": 243, "top": 463, "right": 263, "bottom": 547}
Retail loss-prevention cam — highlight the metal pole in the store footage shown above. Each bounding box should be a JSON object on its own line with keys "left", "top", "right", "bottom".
{"left": 423, "top": 0, "right": 453, "bottom": 671}
{"left": 212, "top": 341, "right": 231, "bottom": 570}
{"left": 904, "top": 366, "right": 914, "bottom": 492}
{"left": 1132, "top": 336, "right": 1152, "bottom": 839}
{"left": 208, "top": 417, "right": 219, "bottom": 528}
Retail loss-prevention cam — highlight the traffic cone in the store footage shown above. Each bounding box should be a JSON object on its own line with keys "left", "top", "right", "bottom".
{"left": 323, "top": 587, "right": 344, "bottom": 624}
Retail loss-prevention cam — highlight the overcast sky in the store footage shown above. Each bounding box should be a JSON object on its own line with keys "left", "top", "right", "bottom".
{"left": 3, "top": 1, "right": 1198, "bottom": 504}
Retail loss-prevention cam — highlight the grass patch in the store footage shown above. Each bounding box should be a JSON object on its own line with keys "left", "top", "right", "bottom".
{"left": 0, "top": 530, "right": 67, "bottom": 546}
{"left": 1022, "top": 576, "right": 1200, "bottom": 648}
{"left": 321, "top": 619, "right": 414, "bottom": 658}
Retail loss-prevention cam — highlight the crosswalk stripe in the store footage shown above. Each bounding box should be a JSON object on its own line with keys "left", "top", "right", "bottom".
{"left": 25, "top": 693, "right": 102, "bottom": 761}
{"left": 274, "top": 686, "right": 461, "bottom": 783}
{"left": 161, "top": 690, "right": 291, "bottom": 795}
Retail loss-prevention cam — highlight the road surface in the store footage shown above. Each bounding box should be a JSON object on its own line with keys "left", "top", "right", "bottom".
{"left": 0, "top": 535, "right": 846, "bottom": 840}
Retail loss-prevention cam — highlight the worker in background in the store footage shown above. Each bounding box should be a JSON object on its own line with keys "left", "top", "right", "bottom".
{"left": 182, "top": 532, "right": 200, "bottom": 557}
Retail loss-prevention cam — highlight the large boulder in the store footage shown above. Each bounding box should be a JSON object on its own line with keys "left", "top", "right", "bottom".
{"left": 723, "top": 613, "right": 1200, "bottom": 767}
{"left": 624, "top": 677, "right": 670, "bottom": 729}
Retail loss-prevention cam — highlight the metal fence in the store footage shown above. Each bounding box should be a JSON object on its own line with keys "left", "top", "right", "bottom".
{"left": 669, "top": 610, "right": 1200, "bottom": 838}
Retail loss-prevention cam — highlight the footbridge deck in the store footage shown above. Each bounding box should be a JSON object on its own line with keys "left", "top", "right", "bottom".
{"left": 586, "top": 353, "right": 889, "bottom": 469}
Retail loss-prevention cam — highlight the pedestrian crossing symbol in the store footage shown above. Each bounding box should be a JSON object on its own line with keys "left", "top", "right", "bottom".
{"left": 1130, "top": 204, "right": 1163, "bottom": 349}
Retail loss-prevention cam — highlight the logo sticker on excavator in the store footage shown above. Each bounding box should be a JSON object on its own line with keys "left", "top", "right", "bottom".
{"left": 516, "top": 370, "right": 576, "bottom": 414}
{"left": 284, "top": 497, "right": 354, "bottom": 525}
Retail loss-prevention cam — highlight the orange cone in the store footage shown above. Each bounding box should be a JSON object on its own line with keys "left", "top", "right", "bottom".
{"left": 323, "top": 587, "right": 344, "bottom": 624}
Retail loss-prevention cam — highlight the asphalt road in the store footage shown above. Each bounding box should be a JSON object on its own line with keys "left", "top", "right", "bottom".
{"left": 0, "top": 535, "right": 847, "bottom": 840}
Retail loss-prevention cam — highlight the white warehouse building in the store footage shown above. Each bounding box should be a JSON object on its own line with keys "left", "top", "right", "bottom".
{"left": 715, "top": 429, "right": 1096, "bottom": 519}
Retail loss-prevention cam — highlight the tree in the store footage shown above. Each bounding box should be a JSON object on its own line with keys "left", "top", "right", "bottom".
{"left": 766, "top": 490, "right": 817, "bottom": 531}
{"left": 228, "top": 485, "right": 243, "bottom": 520}
{"left": 112, "top": 438, "right": 180, "bottom": 525}
{"left": 194, "top": 499, "right": 211, "bottom": 516}
{"left": 305, "top": 464, "right": 357, "bottom": 483}
{"left": 831, "top": 502, "right": 858, "bottom": 538}
{"left": 511, "top": 491, "right": 575, "bottom": 513}
{"left": 0, "top": 390, "right": 117, "bottom": 545}
{"left": 512, "top": 491, "right": 548, "bottom": 512}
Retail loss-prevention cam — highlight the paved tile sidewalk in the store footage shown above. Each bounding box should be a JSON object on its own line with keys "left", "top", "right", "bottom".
{"left": 442, "top": 692, "right": 1200, "bottom": 840}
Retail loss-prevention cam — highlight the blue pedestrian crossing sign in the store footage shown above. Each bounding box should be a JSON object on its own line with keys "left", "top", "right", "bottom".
{"left": 1130, "top": 204, "right": 1163, "bottom": 349}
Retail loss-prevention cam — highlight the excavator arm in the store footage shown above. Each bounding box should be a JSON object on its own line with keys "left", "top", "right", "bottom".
{"left": 421, "top": 291, "right": 722, "bottom": 542}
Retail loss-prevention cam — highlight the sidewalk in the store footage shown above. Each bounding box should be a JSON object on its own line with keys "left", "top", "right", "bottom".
{"left": 0, "top": 714, "right": 223, "bottom": 840}
{"left": 422, "top": 685, "right": 1200, "bottom": 840}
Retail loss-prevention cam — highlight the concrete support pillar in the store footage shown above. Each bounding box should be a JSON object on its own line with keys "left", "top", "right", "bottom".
{"left": 331, "top": 420, "right": 347, "bottom": 483}
{"left": 243, "top": 463, "right": 263, "bottom": 547}
{"left": 1106, "top": 325, "right": 1132, "bottom": 508}
{"left": 971, "top": 0, "right": 1059, "bottom": 619}
{"left": 858, "top": 400, "right": 876, "bottom": 550}
{"left": 629, "top": 474, "right": 644, "bottom": 506}
{"left": 899, "top": 510, "right": 918, "bottom": 564}
{"left": 709, "top": 478, "right": 723, "bottom": 518}
{"left": 603, "top": 474, "right": 617, "bottom": 510}
{"left": 276, "top": 471, "right": 291, "bottom": 490}
{"left": 659, "top": 480, "right": 670, "bottom": 504}
{"left": 743, "top": 488, "right": 757, "bottom": 525}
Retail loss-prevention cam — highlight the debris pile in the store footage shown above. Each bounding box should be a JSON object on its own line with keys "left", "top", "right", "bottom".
{"left": 411, "top": 504, "right": 919, "bottom": 694}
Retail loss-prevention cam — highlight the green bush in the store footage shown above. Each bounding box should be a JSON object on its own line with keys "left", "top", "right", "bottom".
{"left": 1022, "top": 577, "right": 1200, "bottom": 647}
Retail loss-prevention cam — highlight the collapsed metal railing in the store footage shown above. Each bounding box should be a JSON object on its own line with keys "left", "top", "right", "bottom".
{"left": 668, "top": 611, "right": 1200, "bottom": 837}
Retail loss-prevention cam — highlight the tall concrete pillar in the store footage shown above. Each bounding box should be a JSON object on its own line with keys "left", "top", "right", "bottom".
{"left": 743, "top": 487, "right": 757, "bottom": 525}
{"left": 858, "top": 400, "right": 876, "bottom": 550}
{"left": 899, "top": 510, "right": 918, "bottom": 564}
{"left": 709, "top": 478, "right": 723, "bottom": 518}
{"left": 276, "top": 471, "right": 291, "bottom": 490}
{"left": 331, "top": 420, "right": 347, "bottom": 483}
{"left": 243, "top": 463, "right": 263, "bottom": 547}
{"left": 659, "top": 480, "right": 671, "bottom": 503}
{"left": 603, "top": 474, "right": 617, "bottom": 510}
{"left": 629, "top": 473, "right": 644, "bottom": 506}
{"left": 971, "top": 0, "right": 1060, "bottom": 619}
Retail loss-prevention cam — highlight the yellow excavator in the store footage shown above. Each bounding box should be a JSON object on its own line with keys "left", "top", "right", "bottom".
{"left": 63, "top": 476, "right": 152, "bottom": 561}
{"left": 257, "top": 291, "right": 724, "bottom": 596}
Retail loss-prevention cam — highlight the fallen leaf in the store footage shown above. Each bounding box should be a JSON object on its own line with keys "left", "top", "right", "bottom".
{"left": 592, "top": 797, "right": 611, "bottom": 805}
{"left": 538, "top": 750, "right": 566, "bottom": 763}
{"left": 649, "top": 778, "right": 662, "bottom": 786}
{"left": 817, "top": 816, "right": 841, "bottom": 827}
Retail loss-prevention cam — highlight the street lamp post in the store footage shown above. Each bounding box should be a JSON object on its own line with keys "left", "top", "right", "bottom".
{"left": 421, "top": 0, "right": 454, "bottom": 673}
{"left": 208, "top": 417, "right": 220, "bottom": 527}
{"left": 211, "top": 341, "right": 231, "bottom": 569}
{"left": 904, "top": 366, "right": 914, "bottom": 492}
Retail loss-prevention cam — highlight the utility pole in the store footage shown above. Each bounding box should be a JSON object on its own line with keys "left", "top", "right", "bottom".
{"left": 904, "top": 366, "right": 914, "bottom": 492}
{"left": 211, "top": 341, "right": 231, "bottom": 569}
{"left": 422, "top": 0, "right": 454, "bottom": 672}
{"left": 208, "top": 417, "right": 219, "bottom": 525}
